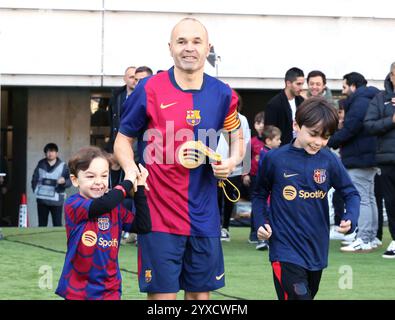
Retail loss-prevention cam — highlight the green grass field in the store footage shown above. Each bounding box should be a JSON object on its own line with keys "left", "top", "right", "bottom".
{"left": 1, "top": 226, "right": 394, "bottom": 300}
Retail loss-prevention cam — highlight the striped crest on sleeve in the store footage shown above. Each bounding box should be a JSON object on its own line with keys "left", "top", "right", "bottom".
{"left": 223, "top": 90, "right": 241, "bottom": 132}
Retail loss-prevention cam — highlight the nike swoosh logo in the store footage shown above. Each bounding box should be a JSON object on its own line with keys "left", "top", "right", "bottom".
{"left": 216, "top": 273, "right": 225, "bottom": 280}
{"left": 283, "top": 173, "right": 299, "bottom": 178}
{"left": 160, "top": 102, "right": 177, "bottom": 109}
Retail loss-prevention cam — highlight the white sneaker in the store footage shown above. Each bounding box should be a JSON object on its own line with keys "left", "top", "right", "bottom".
{"left": 220, "top": 228, "right": 230, "bottom": 242}
{"left": 122, "top": 232, "right": 130, "bottom": 239}
{"left": 340, "top": 238, "right": 373, "bottom": 252}
{"left": 341, "top": 230, "right": 357, "bottom": 245}
{"left": 371, "top": 237, "right": 382, "bottom": 248}
{"left": 330, "top": 227, "right": 346, "bottom": 240}
{"left": 344, "top": 230, "right": 357, "bottom": 240}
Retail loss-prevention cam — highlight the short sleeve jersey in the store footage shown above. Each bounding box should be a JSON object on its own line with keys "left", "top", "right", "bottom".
{"left": 119, "top": 67, "right": 240, "bottom": 237}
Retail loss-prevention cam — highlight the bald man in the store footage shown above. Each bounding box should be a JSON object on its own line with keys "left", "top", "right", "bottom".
{"left": 107, "top": 66, "right": 137, "bottom": 152}
{"left": 114, "top": 18, "right": 245, "bottom": 300}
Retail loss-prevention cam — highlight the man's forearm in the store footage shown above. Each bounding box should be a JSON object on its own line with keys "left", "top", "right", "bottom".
{"left": 114, "top": 133, "right": 139, "bottom": 174}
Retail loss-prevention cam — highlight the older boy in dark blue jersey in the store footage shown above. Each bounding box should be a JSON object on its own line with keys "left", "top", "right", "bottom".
{"left": 252, "top": 97, "right": 360, "bottom": 300}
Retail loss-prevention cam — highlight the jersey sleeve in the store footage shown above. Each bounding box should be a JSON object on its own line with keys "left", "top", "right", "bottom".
{"left": 65, "top": 196, "right": 92, "bottom": 226}
{"left": 251, "top": 152, "right": 274, "bottom": 230}
{"left": 123, "top": 186, "right": 151, "bottom": 233}
{"left": 223, "top": 89, "right": 241, "bottom": 133}
{"left": 119, "top": 80, "right": 148, "bottom": 138}
{"left": 120, "top": 204, "right": 135, "bottom": 232}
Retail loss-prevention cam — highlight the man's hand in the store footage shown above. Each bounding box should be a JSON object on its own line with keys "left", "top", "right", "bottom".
{"left": 211, "top": 158, "right": 236, "bottom": 179}
{"left": 257, "top": 224, "right": 272, "bottom": 241}
{"left": 125, "top": 169, "right": 138, "bottom": 188}
{"left": 337, "top": 220, "right": 352, "bottom": 234}
{"left": 57, "top": 177, "right": 65, "bottom": 184}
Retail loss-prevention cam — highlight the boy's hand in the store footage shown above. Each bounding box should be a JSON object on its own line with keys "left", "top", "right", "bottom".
{"left": 136, "top": 163, "right": 149, "bottom": 190}
{"left": 257, "top": 224, "right": 272, "bottom": 240}
{"left": 337, "top": 220, "right": 351, "bottom": 234}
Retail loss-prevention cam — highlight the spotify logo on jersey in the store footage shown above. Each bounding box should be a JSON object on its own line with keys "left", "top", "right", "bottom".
{"left": 81, "top": 230, "right": 97, "bottom": 247}
{"left": 283, "top": 185, "right": 297, "bottom": 201}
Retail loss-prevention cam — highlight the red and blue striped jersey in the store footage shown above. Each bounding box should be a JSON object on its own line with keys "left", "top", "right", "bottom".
{"left": 55, "top": 193, "right": 134, "bottom": 300}
{"left": 119, "top": 67, "right": 240, "bottom": 237}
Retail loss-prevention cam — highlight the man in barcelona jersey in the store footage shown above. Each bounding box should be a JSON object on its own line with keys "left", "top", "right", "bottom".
{"left": 114, "top": 17, "right": 245, "bottom": 300}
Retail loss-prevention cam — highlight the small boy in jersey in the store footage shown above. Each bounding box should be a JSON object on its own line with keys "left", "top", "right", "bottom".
{"left": 55, "top": 146, "right": 151, "bottom": 300}
{"left": 254, "top": 125, "right": 281, "bottom": 251}
{"left": 252, "top": 97, "right": 360, "bottom": 300}
{"left": 243, "top": 111, "right": 265, "bottom": 244}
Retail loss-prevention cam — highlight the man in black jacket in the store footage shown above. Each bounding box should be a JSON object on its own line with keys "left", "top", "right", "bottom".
{"left": 328, "top": 72, "right": 380, "bottom": 253}
{"left": 264, "top": 67, "right": 305, "bottom": 145}
{"left": 107, "top": 66, "right": 136, "bottom": 152}
{"left": 31, "top": 143, "right": 72, "bottom": 226}
{"left": 365, "top": 62, "right": 395, "bottom": 259}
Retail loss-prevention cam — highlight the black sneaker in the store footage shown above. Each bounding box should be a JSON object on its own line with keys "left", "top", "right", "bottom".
{"left": 382, "top": 240, "right": 395, "bottom": 259}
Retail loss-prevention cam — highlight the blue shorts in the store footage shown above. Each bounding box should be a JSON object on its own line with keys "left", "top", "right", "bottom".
{"left": 137, "top": 232, "right": 225, "bottom": 293}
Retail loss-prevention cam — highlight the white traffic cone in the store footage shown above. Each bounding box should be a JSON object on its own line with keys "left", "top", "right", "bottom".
{"left": 18, "top": 193, "right": 28, "bottom": 228}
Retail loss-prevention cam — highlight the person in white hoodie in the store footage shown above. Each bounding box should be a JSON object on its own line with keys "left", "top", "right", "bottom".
{"left": 216, "top": 91, "right": 251, "bottom": 241}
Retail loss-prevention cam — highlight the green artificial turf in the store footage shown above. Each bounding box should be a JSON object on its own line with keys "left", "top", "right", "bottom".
{"left": 1, "top": 227, "right": 394, "bottom": 300}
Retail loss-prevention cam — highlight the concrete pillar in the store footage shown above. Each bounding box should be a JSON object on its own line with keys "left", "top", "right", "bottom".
{"left": 26, "top": 88, "right": 90, "bottom": 227}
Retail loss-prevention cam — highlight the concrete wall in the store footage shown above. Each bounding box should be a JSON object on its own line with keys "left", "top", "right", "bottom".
{"left": 1, "top": 1, "right": 395, "bottom": 89}
{"left": 26, "top": 88, "right": 90, "bottom": 226}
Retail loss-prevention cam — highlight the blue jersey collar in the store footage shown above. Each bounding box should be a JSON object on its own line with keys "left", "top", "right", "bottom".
{"left": 168, "top": 66, "right": 207, "bottom": 93}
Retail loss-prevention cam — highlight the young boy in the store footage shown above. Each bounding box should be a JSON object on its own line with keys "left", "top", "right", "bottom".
{"left": 252, "top": 97, "right": 360, "bottom": 300}
{"left": 243, "top": 111, "right": 265, "bottom": 243}
{"left": 254, "top": 125, "right": 281, "bottom": 250}
{"left": 55, "top": 146, "right": 151, "bottom": 300}
{"left": 258, "top": 125, "right": 282, "bottom": 166}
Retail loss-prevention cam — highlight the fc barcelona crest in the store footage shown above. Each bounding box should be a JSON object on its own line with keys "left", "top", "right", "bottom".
{"left": 145, "top": 270, "right": 152, "bottom": 283}
{"left": 98, "top": 217, "right": 110, "bottom": 231}
{"left": 313, "top": 169, "right": 326, "bottom": 184}
{"left": 186, "top": 110, "right": 201, "bottom": 126}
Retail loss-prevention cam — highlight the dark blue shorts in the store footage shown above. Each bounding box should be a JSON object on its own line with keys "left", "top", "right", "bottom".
{"left": 137, "top": 232, "right": 225, "bottom": 293}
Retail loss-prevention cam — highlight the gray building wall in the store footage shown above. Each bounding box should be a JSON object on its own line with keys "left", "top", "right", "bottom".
{"left": 26, "top": 88, "right": 90, "bottom": 227}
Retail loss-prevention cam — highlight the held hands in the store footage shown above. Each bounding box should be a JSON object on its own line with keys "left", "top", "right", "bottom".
{"left": 257, "top": 224, "right": 272, "bottom": 241}
{"left": 136, "top": 163, "right": 149, "bottom": 188}
{"left": 336, "top": 220, "right": 352, "bottom": 234}
{"left": 57, "top": 177, "right": 65, "bottom": 184}
{"left": 211, "top": 158, "right": 236, "bottom": 179}
{"left": 125, "top": 164, "right": 150, "bottom": 192}
{"left": 124, "top": 169, "right": 138, "bottom": 187}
